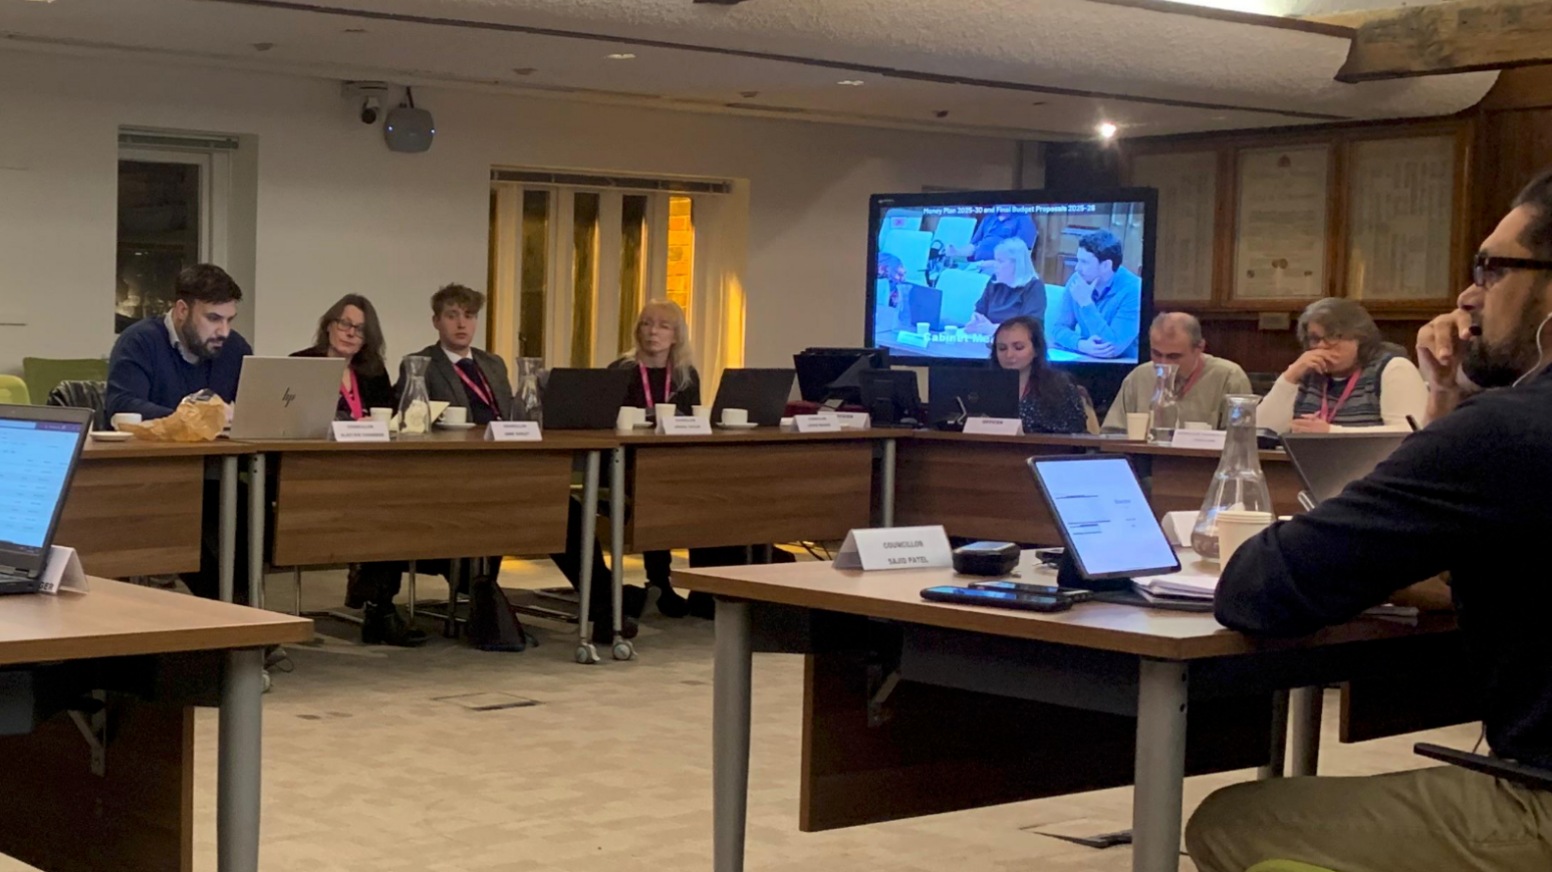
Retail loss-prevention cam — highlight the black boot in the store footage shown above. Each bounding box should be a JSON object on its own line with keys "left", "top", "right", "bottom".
{"left": 362, "top": 601, "right": 427, "bottom": 647}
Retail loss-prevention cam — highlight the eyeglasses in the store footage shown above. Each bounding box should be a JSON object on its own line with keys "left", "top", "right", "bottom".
{"left": 1303, "top": 332, "right": 1342, "bottom": 349}
{"left": 1473, "top": 253, "right": 1552, "bottom": 290}
{"left": 333, "top": 318, "right": 367, "bottom": 336}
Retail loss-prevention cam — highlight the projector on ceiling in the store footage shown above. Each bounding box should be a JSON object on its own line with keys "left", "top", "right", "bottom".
{"left": 384, "top": 106, "right": 435, "bottom": 153}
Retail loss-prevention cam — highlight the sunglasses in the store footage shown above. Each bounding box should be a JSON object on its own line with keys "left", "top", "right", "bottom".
{"left": 1473, "top": 253, "right": 1552, "bottom": 289}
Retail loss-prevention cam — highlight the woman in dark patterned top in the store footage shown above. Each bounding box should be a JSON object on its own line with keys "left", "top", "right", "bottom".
{"left": 989, "top": 315, "right": 1088, "bottom": 434}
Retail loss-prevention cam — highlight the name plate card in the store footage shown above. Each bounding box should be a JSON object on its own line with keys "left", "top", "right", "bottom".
{"left": 894, "top": 331, "right": 931, "bottom": 350}
{"left": 963, "top": 417, "right": 1023, "bottom": 436}
{"left": 330, "top": 421, "right": 391, "bottom": 442}
{"left": 38, "top": 545, "right": 89, "bottom": 595}
{"left": 1171, "top": 429, "right": 1228, "bottom": 450}
{"left": 834, "top": 525, "right": 953, "bottom": 571}
{"left": 656, "top": 415, "right": 713, "bottom": 436}
{"left": 486, "top": 421, "right": 542, "bottom": 441}
{"left": 794, "top": 414, "right": 843, "bottom": 433}
{"left": 827, "top": 411, "right": 872, "bottom": 430}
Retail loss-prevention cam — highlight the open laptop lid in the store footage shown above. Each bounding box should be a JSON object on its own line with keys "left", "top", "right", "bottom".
{"left": 1281, "top": 432, "right": 1408, "bottom": 505}
{"left": 231, "top": 356, "right": 347, "bottom": 440}
{"left": 541, "top": 369, "right": 633, "bottom": 429}
{"left": 1027, "top": 454, "right": 1180, "bottom": 582}
{"left": 713, "top": 369, "right": 794, "bottom": 427}
{"left": 0, "top": 404, "right": 91, "bottom": 579}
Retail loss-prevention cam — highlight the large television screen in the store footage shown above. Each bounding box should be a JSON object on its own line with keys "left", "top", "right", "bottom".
{"left": 866, "top": 188, "right": 1157, "bottom": 369}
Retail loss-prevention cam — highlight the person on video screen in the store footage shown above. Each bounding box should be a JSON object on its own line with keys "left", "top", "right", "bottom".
{"left": 1048, "top": 229, "right": 1141, "bottom": 360}
{"left": 947, "top": 210, "right": 1037, "bottom": 263}
{"left": 964, "top": 237, "right": 1045, "bottom": 336}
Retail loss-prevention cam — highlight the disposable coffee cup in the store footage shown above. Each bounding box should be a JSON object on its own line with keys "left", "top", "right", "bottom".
{"left": 111, "top": 412, "right": 142, "bottom": 432}
{"left": 617, "top": 406, "right": 646, "bottom": 432}
{"left": 368, "top": 407, "right": 392, "bottom": 424}
{"left": 721, "top": 408, "right": 749, "bottom": 426}
{"left": 691, "top": 404, "right": 712, "bottom": 420}
{"left": 1125, "top": 413, "right": 1149, "bottom": 441}
{"left": 916, "top": 322, "right": 930, "bottom": 335}
{"left": 1182, "top": 421, "right": 1211, "bottom": 431}
{"left": 1215, "top": 510, "right": 1274, "bottom": 565}
{"left": 441, "top": 406, "right": 468, "bottom": 426}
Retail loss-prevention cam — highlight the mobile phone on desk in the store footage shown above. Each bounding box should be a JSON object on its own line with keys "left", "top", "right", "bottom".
{"left": 971, "top": 580, "right": 1094, "bottom": 602}
{"left": 921, "top": 585, "right": 1073, "bottom": 613}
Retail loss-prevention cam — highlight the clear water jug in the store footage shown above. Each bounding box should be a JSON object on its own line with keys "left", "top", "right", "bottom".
{"left": 1148, "top": 362, "right": 1180, "bottom": 444}
{"left": 1190, "top": 394, "right": 1273, "bottom": 560}
{"left": 396, "top": 355, "right": 433, "bottom": 436}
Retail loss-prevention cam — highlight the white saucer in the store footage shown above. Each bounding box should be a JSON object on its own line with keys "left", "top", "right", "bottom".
{"left": 89, "top": 430, "right": 134, "bottom": 442}
{"left": 435, "top": 421, "right": 476, "bottom": 431}
{"left": 716, "top": 422, "right": 759, "bottom": 430}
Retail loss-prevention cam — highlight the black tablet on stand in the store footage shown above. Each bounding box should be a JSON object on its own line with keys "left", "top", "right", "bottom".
{"left": 1026, "top": 454, "right": 1181, "bottom": 594}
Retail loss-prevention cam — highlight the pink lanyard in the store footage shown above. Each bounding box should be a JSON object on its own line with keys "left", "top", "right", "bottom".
{"left": 453, "top": 360, "right": 500, "bottom": 420}
{"left": 340, "top": 369, "right": 364, "bottom": 420}
{"left": 638, "top": 364, "right": 671, "bottom": 411}
{"left": 1318, "top": 375, "right": 1360, "bottom": 423}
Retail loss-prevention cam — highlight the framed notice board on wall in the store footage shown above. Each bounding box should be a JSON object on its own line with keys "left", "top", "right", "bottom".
{"left": 1131, "top": 151, "right": 1217, "bottom": 302}
{"left": 1232, "top": 145, "right": 1331, "bottom": 302}
{"left": 1345, "top": 135, "right": 1457, "bottom": 304}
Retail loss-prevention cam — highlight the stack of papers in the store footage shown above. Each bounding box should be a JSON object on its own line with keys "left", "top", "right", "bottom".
{"left": 1133, "top": 564, "right": 1219, "bottom": 601}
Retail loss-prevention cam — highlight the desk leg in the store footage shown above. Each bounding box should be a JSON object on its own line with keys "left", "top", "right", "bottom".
{"left": 609, "top": 446, "right": 633, "bottom": 660}
{"left": 713, "top": 599, "right": 752, "bottom": 872}
{"left": 574, "top": 450, "right": 602, "bottom": 665}
{"left": 219, "top": 456, "right": 239, "bottom": 603}
{"left": 219, "top": 647, "right": 264, "bottom": 872}
{"left": 880, "top": 438, "right": 896, "bottom": 528}
{"left": 1133, "top": 658, "right": 1187, "bottom": 872}
{"left": 1258, "top": 689, "right": 1290, "bottom": 779}
{"left": 247, "top": 453, "right": 266, "bottom": 609}
{"left": 1289, "top": 686, "right": 1324, "bottom": 777}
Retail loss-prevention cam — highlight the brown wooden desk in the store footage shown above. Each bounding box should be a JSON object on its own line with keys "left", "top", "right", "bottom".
{"left": 59, "top": 440, "right": 252, "bottom": 582}
{"left": 0, "top": 579, "right": 312, "bottom": 872}
{"left": 248, "top": 429, "right": 618, "bottom": 662}
{"left": 678, "top": 562, "right": 1461, "bottom": 872}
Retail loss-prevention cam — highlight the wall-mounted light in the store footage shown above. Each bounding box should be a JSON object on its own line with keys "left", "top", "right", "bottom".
{"left": 607, "top": 53, "right": 637, "bottom": 60}
{"left": 837, "top": 80, "right": 865, "bottom": 86}
{"left": 1097, "top": 122, "right": 1118, "bottom": 140}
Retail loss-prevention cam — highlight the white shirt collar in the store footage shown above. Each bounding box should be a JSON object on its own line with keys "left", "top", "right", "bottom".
{"left": 441, "top": 344, "right": 473, "bottom": 366}
{"left": 164, "top": 312, "right": 200, "bottom": 365}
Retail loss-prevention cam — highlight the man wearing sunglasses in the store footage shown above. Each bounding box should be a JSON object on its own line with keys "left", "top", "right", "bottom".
{"left": 1188, "top": 171, "right": 1552, "bottom": 870}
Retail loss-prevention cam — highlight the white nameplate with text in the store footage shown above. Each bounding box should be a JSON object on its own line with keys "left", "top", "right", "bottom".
{"left": 37, "top": 545, "right": 89, "bottom": 595}
{"left": 963, "top": 417, "right": 1023, "bottom": 436}
{"left": 656, "top": 415, "right": 713, "bottom": 436}
{"left": 893, "top": 331, "right": 931, "bottom": 350}
{"left": 330, "top": 421, "right": 391, "bottom": 443}
{"left": 835, "top": 525, "right": 952, "bottom": 571}
{"left": 829, "top": 412, "right": 871, "bottom": 430}
{"left": 486, "top": 421, "right": 542, "bottom": 441}
{"left": 1172, "top": 429, "right": 1228, "bottom": 450}
{"left": 794, "top": 414, "right": 842, "bottom": 433}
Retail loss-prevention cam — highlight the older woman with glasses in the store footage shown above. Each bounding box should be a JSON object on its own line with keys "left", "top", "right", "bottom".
{"left": 1258, "top": 298, "right": 1427, "bottom": 434}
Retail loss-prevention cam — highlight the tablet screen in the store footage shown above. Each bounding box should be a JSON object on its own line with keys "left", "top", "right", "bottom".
{"left": 1029, "top": 456, "right": 1179, "bottom": 579}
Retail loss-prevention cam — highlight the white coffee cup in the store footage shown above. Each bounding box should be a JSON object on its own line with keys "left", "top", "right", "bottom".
{"left": 368, "top": 407, "right": 392, "bottom": 424}
{"left": 441, "top": 406, "right": 468, "bottom": 426}
{"left": 1125, "top": 412, "right": 1149, "bottom": 441}
{"left": 779, "top": 416, "right": 795, "bottom": 431}
{"left": 691, "top": 404, "right": 712, "bottom": 420}
{"left": 111, "top": 412, "right": 142, "bottom": 432}
{"left": 1215, "top": 510, "right": 1275, "bottom": 565}
{"left": 916, "top": 322, "right": 930, "bottom": 335}
{"left": 1182, "top": 421, "right": 1211, "bottom": 431}
{"left": 721, "top": 407, "right": 749, "bottom": 427}
{"left": 616, "top": 406, "right": 646, "bottom": 432}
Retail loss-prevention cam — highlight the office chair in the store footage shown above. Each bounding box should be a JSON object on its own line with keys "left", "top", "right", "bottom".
{"left": 0, "top": 375, "right": 31, "bottom": 405}
{"left": 45, "top": 380, "right": 108, "bottom": 430}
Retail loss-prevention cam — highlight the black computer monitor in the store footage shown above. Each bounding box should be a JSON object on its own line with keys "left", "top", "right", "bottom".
{"left": 712, "top": 368, "right": 795, "bottom": 427}
{"left": 793, "top": 347, "right": 889, "bottom": 404}
{"left": 928, "top": 368, "right": 1018, "bottom": 429}
{"left": 857, "top": 369, "right": 922, "bottom": 428}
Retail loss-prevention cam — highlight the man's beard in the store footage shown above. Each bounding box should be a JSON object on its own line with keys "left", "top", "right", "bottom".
{"left": 179, "top": 320, "right": 222, "bottom": 361}
{"left": 1461, "top": 295, "right": 1545, "bottom": 388}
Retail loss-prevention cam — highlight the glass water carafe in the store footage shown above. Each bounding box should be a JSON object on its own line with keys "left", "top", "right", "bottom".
{"left": 396, "top": 355, "right": 433, "bottom": 436}
{"left": 1148, "top": 363, "right": 1180, "bottom": 444}
{"left": 512, "top": 357, "right": 544, "bottom": 423}
{"left": 1191, "top": 394, "right": 1273, "bottom": 560}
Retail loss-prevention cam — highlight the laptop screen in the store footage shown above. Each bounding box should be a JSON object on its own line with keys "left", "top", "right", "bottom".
{"left": 1029, "top": 456, "right": 1179, "bottom": 579}
{"left": 0, "top": 417, "right": 86, "bottom": 565}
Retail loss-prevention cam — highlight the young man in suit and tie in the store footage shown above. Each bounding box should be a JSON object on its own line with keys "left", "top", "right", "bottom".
{"left": 402, "top": 284, "right": 526, "bottom": 650}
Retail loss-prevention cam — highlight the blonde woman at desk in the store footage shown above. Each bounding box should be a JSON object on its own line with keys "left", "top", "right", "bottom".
{"left": 1257, "top": 298, "right": 1426, "bottom": 434}
{"left": 990, "top": 315, "right": 1088, "bottom": 434}
{"left": 963, "top": 237, "right": 1046, "bottom": 336}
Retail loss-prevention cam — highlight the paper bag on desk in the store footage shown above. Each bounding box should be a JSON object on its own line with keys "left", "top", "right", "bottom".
{"left": 119, "top": 394, "right": 227, "bottom": 442}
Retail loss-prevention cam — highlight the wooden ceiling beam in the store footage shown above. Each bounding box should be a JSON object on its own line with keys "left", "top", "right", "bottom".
{"left": 1309, "top": 0, "right": 1552, "bottom": 83}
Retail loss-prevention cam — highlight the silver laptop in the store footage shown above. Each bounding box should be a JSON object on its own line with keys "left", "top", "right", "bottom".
{"left": 1281, "top": 432, "right": 1409, "bottom": 506}
{"left": 0, "top": 404, "right": 91, "bottom": 593}
{"left": 230, "top": 356, "right": 347, "bottom": 440}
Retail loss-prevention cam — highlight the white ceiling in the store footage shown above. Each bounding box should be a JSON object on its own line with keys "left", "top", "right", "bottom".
{"left": 0, "top": 0, "right": 1496, "bottom": 139}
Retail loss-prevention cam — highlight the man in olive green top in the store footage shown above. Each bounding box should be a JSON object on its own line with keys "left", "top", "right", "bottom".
{"left": 1101, "top": 312, "right": 1252, "bottom": 431}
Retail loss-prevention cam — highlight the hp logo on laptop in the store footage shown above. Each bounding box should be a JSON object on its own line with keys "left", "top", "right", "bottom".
{"left": 281, "top": 388, "right": 296, "bottom": 407}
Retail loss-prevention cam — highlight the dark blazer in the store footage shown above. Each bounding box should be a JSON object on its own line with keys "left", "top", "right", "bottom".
{"left": 402, "top": 344, "right": 515, "bottom": 420}
{"left": 290, "top": 346, "right": 396, "bottom": 420}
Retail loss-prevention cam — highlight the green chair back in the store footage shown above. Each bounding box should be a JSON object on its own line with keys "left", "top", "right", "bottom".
{"left": 22, "top": 357, "right": 108, "bottom": 406}
{"left": 1246, "top": 861, "right": 1341, "bottom": 872}
{"left": 0, "top": 374, "right": 31, "bottom": 406}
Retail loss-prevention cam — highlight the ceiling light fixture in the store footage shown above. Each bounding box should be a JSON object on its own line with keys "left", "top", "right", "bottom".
{"left": 607, "top": 52, "right": 637, "bottom": 60}
{"left": 837, "top": 80, "right": 865, "bottom": 86}
{"left": 1097, "top": 121, "right": 1118, "bottom": 140}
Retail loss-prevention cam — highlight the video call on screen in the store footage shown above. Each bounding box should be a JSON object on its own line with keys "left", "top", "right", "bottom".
{"left": 871, "top": 199, "right": 1147, "bottom": 364}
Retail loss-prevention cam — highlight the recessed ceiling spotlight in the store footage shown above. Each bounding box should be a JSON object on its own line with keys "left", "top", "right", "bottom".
{"left": 1097, "top": 121, "right": 1118, "bottom": 140}
{"left": 607, "top": 52, "right": 637, "bottom": 60}
{"left": 837, "top": 80, "right": 865, "bottom": 86}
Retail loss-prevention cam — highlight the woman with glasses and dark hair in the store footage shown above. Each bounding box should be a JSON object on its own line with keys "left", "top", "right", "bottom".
{"left": 291, "top": 295, "right": 424, "bottom": 647}
{"left": 989, "top": 315, "right": 1088, "bottom": 434}
{"left": 1257, "top": 298, "right": 1426, "bottom": 434}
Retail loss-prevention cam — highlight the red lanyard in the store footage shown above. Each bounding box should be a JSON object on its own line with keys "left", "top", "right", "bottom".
{"left": 1176, "top": 359, "right": 1205, "bottom": 399}
{"left": 638, "top": 364, "right": 671, "bottom": 411}
{"left": 453, "top": 358, "right": 501, "bottom": 420}
{"left": 1318, "top": 374, "right": 1360, "bottom": 423}
{"left": 340, "top": 369, "right": 364, "bottom": 420}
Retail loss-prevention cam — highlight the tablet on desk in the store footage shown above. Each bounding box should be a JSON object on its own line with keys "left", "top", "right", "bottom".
{"left": 1027, "top": 455, "right": 1180, "bottom": 587}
